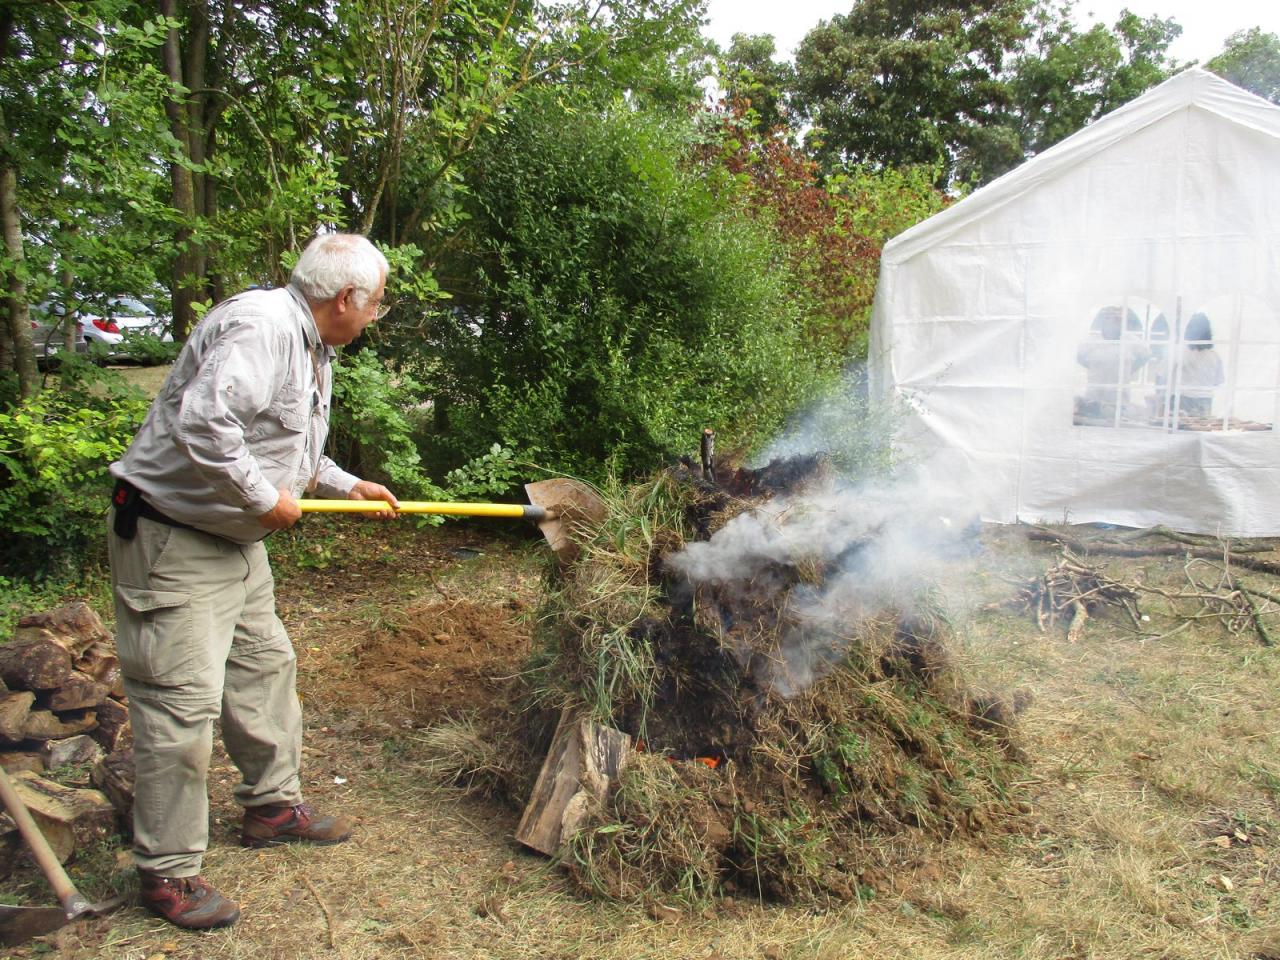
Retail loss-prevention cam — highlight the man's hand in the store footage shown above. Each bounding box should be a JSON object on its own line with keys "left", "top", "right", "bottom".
{"left": 258, "top": 488, "right": 302, "bottom": 530}
{"left": 348, "top": 480, "right": 400, "bottom": 519}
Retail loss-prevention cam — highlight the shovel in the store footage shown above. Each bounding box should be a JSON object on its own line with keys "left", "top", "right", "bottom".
{"left": 297, "top": 477, "right": 607, "bottom": 563}
{"left": 0, "top": 765, "right": 125, "bottom": 946}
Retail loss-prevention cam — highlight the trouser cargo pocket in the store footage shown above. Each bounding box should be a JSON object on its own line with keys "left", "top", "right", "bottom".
{"left": 114, "top": 585, "right": 198, "bottom": 688}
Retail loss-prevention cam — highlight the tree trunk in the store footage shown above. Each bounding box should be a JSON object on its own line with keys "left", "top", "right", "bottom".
{"left": 0, "top": 150, "right": 36, "bottom": 399}
{"left": 159, "top": 0, "right": 203, "bottom": 340}
{"left": 0, "top": 10, "right": 36, "bottom": 398}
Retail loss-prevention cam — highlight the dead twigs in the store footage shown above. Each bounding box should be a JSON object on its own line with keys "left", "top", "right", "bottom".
{"left": 302, "top": 875, "right": 337, "bottom": 951}
{"left": 999, "top": 549, "right": 1140, "bottom": 637}
{"left": 1025, "top": 526, "right": 1280, "bottom": 577}
{"left": 1009, "top": 530, "right": 1280, "bottom": 646}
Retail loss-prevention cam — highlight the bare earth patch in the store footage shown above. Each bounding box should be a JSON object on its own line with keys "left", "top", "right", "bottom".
{"left": 3, "top": 519, "right": 1279, "bottom": 959}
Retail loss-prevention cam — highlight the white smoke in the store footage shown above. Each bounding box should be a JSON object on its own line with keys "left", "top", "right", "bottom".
{"left": 667, "top": 368, "right": 980, "bottom": 696}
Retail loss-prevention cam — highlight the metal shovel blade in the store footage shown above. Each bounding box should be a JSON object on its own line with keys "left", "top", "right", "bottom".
{"left": 0, "top": 895, "right": 126, "bottom": 947}
{"left": 524, "top": 478, "right": 607, "bottom": 563}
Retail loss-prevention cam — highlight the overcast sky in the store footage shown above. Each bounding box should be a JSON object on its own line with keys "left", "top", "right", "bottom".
{"left": 702, "top": 0, "right": 1280, "bottom": 64}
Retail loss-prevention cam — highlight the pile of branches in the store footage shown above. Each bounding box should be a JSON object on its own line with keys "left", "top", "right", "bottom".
{"left": 999, "top": 549, "right": 1140, "bottom": 642}
{"left": 426, "top": 460, "right": 1026, "bottom": 905}
{"left": 1010, "top": 526, "right": 1280, "bottom": 646}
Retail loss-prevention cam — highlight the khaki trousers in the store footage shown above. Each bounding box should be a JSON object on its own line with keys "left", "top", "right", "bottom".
{"left": 107, "top": 511, "right": 302, "bottom": 877}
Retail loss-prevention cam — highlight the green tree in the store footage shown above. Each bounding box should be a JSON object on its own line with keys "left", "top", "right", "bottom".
{"left": 789, "top": 0, "right": 1181, "bottom": 185}
{"left": 423, "top": 92, "right": 834, "bottom": 478}
{"left": 791, "top": 0, "right": 1033, "bottom": 183}
{"left": 994, "top": 2, "right": 1180, "bottom": 180}
{"left": 718, "top": 33, "right": 796, "bottom": 135}
{"left": 1208, "top": 28, "right": 1280, "bottom": 103}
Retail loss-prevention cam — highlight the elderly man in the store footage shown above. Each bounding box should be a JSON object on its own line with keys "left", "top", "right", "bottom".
{"left": 107, "top": 233, "right": 399, "bottom": 930}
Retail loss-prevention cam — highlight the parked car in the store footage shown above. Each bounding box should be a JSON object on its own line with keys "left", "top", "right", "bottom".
{"left": 103, "top": 296, "right": 173, "bottom": 341}
{"left": 77, "top": 296, "right": 174, "bottom": 357}
{"left": 29, "top": 301, "right": 87, "bottom": 366}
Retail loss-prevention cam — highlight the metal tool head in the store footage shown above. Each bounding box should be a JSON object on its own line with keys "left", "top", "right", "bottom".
{"left": 524, "top": 478, "right": 607, "bottom": 564}
{"left": 0, "top": 894, "right": 126, "bottom": 947}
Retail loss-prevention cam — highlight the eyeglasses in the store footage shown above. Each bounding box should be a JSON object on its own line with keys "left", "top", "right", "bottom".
{"left": 373, "top": 300, "right": 393, "bottom": 321}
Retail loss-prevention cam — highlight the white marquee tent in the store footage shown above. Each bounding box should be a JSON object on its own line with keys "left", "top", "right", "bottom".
{"left": 869, "top": 68, "right": 1280, "bottom": 536}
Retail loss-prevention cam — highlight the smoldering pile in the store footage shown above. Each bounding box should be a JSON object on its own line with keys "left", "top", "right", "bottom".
{"left": 428, "top": 457, "right": 1027, "bottom": 905}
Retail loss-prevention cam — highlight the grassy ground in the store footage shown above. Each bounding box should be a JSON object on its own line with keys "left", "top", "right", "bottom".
{"left": 4, "top": 519, "right": 1279, "bottom": 959}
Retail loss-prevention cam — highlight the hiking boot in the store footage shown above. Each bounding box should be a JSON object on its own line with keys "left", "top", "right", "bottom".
{"left": 137, "top": 871, "right": 240, "bottom": 930}
{"left": 241, "top": 802, "right": 353, "bottom": 848}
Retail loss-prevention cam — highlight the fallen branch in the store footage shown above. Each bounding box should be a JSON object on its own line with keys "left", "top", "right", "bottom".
{"left": 303, "top": 875, "right": 337, "bottom": 951}
{"left": 1026, "top": 527, "right": 1280, "bottom": 578}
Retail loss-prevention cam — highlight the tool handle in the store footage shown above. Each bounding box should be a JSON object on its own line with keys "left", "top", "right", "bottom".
{"left": 0, "top": 765, "right": 85, "bottom": 917}
{"left": 298, "top": 500, "right": 549, "bottom": 520}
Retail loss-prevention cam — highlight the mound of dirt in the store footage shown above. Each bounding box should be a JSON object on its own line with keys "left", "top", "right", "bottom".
{"left": 334, "top": 601, "right": 530, "bottom": 724}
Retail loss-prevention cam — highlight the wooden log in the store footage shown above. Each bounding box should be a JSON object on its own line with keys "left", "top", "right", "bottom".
{"left": 16, "top": 602, "right": 112, "bottom": 658}
{"left": 91, "top": 749, "right": 135, "bottom": 826}
{"left": 4, "top": 770, "right": 116, "bottom": 864}
{"left": 45, "top": 670, "right": 109, "bottom": 712}
{"left": 0, "top": 637, "right": 73, "bottom": 691}
{"left": 91, "top": 697, "right": 131, "bottom": 752}
{"left": 0, "top": 690, "right": 35, "bottom": 743}
{"left": 75, "top": 643, "right": 123, "bottom": 698}
{"left": 515, "top": 708, "right": 630, "bottom": 856}
{"left": 0, "top": 751, "right": 45, "bottom": 774}
{"left": 23, "top": 708, "right": 97, "bottom": 740}
{"left": 38, "top": 734, "right": 103, "bottom": 770}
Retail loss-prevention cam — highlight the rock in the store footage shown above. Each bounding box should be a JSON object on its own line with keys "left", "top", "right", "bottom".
{"left": 16, "top": 602, "right": 112, "bottom": 657}
{"left": 0, "top": 690, "right": 35, "bottom": 742}
{"left": 47, "top": 671, "right": 109, "bottom": 712}
{"left": 91, "top": 749, "right": 135, "bottom": 826}
{"left": 23, "top": 708, "right": 97, "bottom": 740}
{"left": 38, "top": 734, "right": 104, "bottom": 770}
{"left": 75, "top": 643, "right": 123, "bottom": 699}
{"left": 91, "top": 697, "right": 131, "bottom": 752}
{"left": 0, "top": 751, "right": 45, "bottom": 774}
{"left": 0, "top": 638, "right": 73, "bottom": 691}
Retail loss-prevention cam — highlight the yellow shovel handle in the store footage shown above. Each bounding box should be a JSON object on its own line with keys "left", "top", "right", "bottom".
{"left": 298, "top": 500, "right": 548, "bottom": 520}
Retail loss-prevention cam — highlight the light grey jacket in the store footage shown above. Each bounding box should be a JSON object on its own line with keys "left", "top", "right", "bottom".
{"left": 111, "top": 285, "right": 359, "bottom": 544}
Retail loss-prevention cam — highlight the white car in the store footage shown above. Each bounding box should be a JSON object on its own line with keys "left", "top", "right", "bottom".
{"left": 79, "top": 297, "right": 174, "bottom": 358}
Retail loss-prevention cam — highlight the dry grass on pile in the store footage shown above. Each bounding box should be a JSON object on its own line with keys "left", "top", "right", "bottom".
{"left": 422, "top": 467, "right": 1028, "bottom": 907}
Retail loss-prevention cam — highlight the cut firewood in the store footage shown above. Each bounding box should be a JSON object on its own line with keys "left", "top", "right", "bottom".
{"left": 75, "top": 643, "right": 123, "bottom": 698}
{"left": 5, "top": 770, "right": 116, "bottom": 864}
{"left": 38, "top": 734, "right": 104, "bottom": 770}
{"left": 45, "top": 670, "right": 110, "bottom": 712}
{"left": 0, "top": 751, "right": 45, "bottom": 774}
{"left": 16, "top": 602, "right": 112, "bottom": 658}
{"left": 515, "top": 708, "right": 630, "bottom": 856}
{"left": 91, "top": 697, "right": 132, "bottom": 752}
{"left": 0, "top": 690, "right": 35, "bottom": 743}
{"left": 23, "top": 708, "right": 97, "bottom": 740}
{"left": 91, "top": 749, "right": 135, "bottom": 825}
{"left": 0, "top": 637, "right": 73, "bottom": 691}
{"left": 75, "top": 642, "right": 120, "bottom": 679}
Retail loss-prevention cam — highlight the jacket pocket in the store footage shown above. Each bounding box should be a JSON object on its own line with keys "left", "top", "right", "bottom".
{"left": 114, "top": 586, "right": 198, "bottom": 688}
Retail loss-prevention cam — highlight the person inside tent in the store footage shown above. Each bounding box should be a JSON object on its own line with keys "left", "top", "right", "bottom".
{"left": 1175, "top": 311, "right": 1225, "bottom": 421}
{"left": 1075, "top": 305, "right": 1152, "bottom": 423}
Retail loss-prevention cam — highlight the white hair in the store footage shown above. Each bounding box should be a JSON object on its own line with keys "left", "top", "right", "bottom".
{"left": 290, "top": 233, "right": 389, "bottom": 307}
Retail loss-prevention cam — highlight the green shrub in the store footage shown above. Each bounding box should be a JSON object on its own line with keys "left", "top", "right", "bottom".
{"left": 0, "top": 360, "right": 149, "bottom": 576}
{"left": 418, "top": 93, "right": 839, "bottom": 480}
{"left": 329, "top": 348, "right": 518, "bottom": 511}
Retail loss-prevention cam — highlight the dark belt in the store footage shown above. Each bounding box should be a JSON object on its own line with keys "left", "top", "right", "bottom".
{"left": 111, "top": 479, "right": 199, "bottom": 540}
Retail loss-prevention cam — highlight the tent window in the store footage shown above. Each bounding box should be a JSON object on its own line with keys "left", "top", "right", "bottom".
{"left": 1073, "top": 296, "right": 1275, "bottom": 433}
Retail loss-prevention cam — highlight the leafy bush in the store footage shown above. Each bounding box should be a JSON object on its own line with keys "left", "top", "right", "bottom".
{"left": 118, "top": 329, "right": 180, "bottom": 365}
{"left": 328, "top": 348, "right": 518, "bottom": 511}
{"left": 418, "top": 92, "right": 839, "bottom": 481}
{"left": 0, "top": 359, "right": 150, "bottom": 576}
